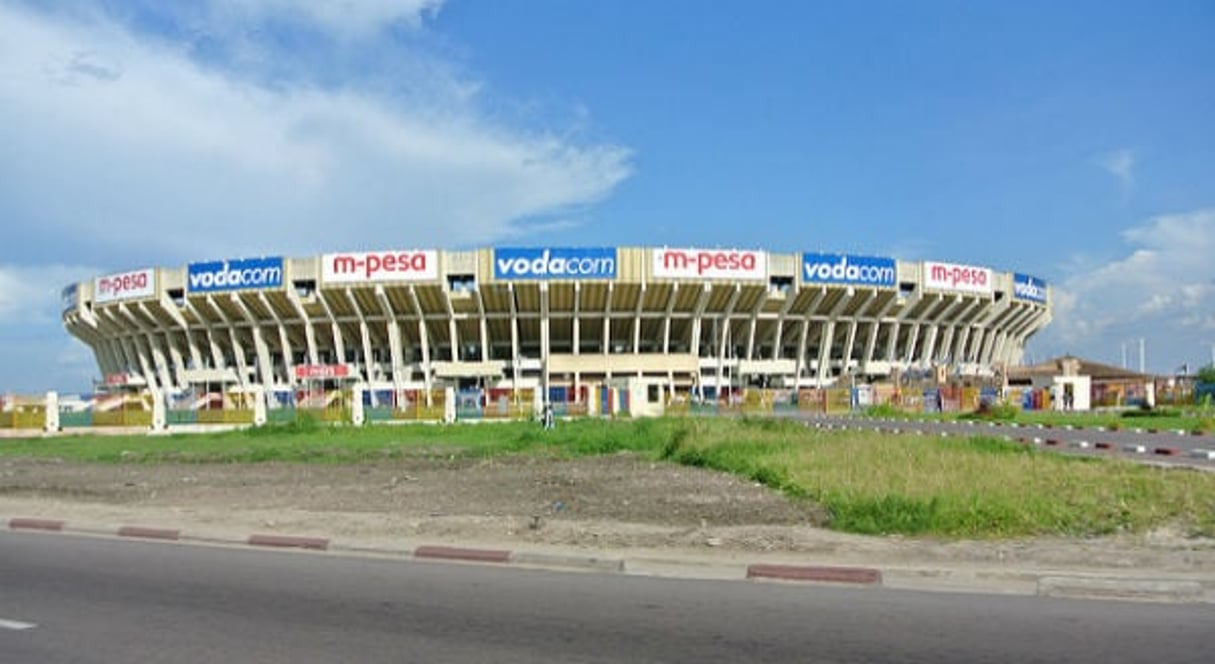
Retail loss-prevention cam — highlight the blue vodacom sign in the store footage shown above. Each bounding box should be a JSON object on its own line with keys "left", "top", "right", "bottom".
{"left": 1013, "top": 273, "right": 1048, "bottom": 303}
{"left": 61, "top": 283, "right": 78, "bottom": 311}
{"left": 187, "top": 256, "right": 285, "bottom": 293}
{"left": 802, "top": 252, "right": 897, "bottom": 287}
{"left": 493, "top": 247, "right": 617, "bottom": 280}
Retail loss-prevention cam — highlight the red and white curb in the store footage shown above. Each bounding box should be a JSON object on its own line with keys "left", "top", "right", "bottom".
{"left": 5, "top": 516, "right": 1211, "bottom": 603}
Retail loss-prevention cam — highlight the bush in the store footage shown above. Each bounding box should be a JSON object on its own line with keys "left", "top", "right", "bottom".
{"left": 959, "top": 401, "right": 1019, "bottom": 421}
{"left": 864, "top": 403, "right": 904, "bottom": 418}
{"left": 1121, "top": 407, "right": 1182, "bottom": 419}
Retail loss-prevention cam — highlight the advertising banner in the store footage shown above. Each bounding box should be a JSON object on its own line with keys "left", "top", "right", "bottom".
{"left": 922, "top": 261, "right": 993, "bottom": 295}
{"left": 1013, "top": 273, "right": 1048, "bottom": 304}
{"left": 187, "top": 257, "right": 284, "bottom": 293}
{"left": 294, "top": 364, "right": 351, "bottom": 380}
{"left": 652, "top": 248, "right": 767, "bottom": 281}
{"left": 493, "top": 247, "right": 617, "bottom": 280}
{"left": 802, "top": 253, "right": 896, "bottom": 286}
{"left": 94, "top": 268, "right": 155, "bottom": 304}
{"left": 61, "top": 284, "right": 78, "bottom": 311}
{"left": 322, "top": 250, "right": 438, "bottom": 284}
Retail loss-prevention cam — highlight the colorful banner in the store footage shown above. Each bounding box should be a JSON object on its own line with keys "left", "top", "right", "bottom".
{"left": 322, "top": 250, "right": 438, "bottom": 283}
{"left": 493, "top": 247, "right": 617, "bottom": 280}
{"left": 1013, "top": 273, "right": 1048, "bottom": 303}
{"left": 802, "top": 253, "right": 896, "bottom": 286}
{"left": 922, "top": 261, "right": 993, "bottom": 295}
{"left": 294, "top": 364, "right": 351, "bottom": 380}
{"left": 94, "top": 268, "right": 155, "bottom": 304}
{"left": 652, "top": 248, "right": 767, "bottom": 281}
{"left": 187, "top": 257, "right": 284, "bottom": 293}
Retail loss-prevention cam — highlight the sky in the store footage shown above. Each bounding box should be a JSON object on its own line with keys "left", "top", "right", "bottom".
{"left": 1, "top": 0, "right": 1213, "bottom": 393}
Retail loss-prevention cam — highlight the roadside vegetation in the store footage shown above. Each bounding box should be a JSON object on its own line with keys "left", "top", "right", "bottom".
{"left": 2, "top": 416, "right": 1213, "bottom": 539}
{"left": 865, "top": 402, "right": 1215, "bottom": 434}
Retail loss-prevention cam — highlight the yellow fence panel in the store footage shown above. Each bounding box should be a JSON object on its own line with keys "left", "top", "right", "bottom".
{"left": 0, "top": 407, "right": 45, "bottom": 429}
{"left": 197, "top": 409, "right": 255, "bottom": 425}
{"left": 93, "top": 410, "right": 152, "bottom": 427}
{"left": 824, "top": 388, "right": 851, "bottom": 414}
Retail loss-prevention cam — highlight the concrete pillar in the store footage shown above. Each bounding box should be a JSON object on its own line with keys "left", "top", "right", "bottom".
{"left": 443, "top": 386, "right": 456, "bottom": 423}
{"left": 351, "top": 384, "right": 365, "bottom": 426}
{"left": 150, "top": 388, "right": 167, "bottom": 431}
{"left": 254, "top": 385, "right": 267, "bottom": 426}
{"left": 44, "top": 391, "right": 60, "bottom": 432}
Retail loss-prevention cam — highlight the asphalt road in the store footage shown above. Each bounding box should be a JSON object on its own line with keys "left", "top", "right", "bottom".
{"left": 2, "top": 532, "right": 1212, "bottom": 663}
{"left": 786, "top": 413, "right": 1215, "bottom": 469}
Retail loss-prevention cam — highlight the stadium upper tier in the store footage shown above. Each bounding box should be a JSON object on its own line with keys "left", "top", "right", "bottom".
{"left": 60, "top": 247, "right": 1051, "bottom": 392}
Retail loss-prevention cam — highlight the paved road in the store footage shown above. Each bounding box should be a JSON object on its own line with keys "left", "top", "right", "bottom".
{"left": 785, "top": 413, "right": 1215, "bottom": 469}
{"left": 2, "top": 532, "right": 1212, "bottom": 663}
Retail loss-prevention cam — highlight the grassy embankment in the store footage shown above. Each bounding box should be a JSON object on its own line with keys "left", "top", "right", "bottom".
{"left": 2, "top": 417, "right": 1213, "bottom": 539}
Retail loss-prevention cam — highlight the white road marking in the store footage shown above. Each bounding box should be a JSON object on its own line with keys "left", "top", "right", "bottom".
{"left": 0, "top": 618, "right": 37, "bottom": 631}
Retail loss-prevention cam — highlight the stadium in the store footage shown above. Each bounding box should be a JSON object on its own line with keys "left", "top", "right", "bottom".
{"left": 56, "top": 246, "right": 1051, "bottom": 424}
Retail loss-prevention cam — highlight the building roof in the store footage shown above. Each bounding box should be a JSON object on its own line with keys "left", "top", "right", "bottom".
{"left": 1007, "top": 355, "right": 1152, "bottom": 382}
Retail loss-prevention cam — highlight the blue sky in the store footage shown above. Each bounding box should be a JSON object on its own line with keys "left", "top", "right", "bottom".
{"left": 2, "top": 0, "right": 1213, "bottom": 392}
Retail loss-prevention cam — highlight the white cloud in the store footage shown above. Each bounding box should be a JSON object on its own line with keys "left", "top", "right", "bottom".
{"left": 1097, "top": 148, "right": 1135, "bottom": 194}
{"left": 0, "top": 2, "right": 633, "bottom": 393}
{"left": 208, "top": 0, "right": 444, "bottom": 38}
{"left": 1031, "top": 209, "right": 1215, "bottom": 370}
{"left": 0, "top": 264, "right": 97, "bottom": 325}
{"left": 0, "top": 4, "right": 633, "bottom": 265}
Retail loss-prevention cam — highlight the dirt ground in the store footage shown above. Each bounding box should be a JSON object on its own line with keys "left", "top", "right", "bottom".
{"left": 3, "top": 453, "right": 1214, "bottom": 573}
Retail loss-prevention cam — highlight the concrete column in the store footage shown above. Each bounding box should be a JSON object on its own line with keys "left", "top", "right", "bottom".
{"left": 44, "top": 391, "right": 60, "bottom": 432}
{"left": 351, "top": 384, "right": 365, "bottom": 426}
{"left": 254, "top": 385, "right": 267, "bottom": 426}
{"left": 150, "top": 388, "right": 166, "bottom": 431}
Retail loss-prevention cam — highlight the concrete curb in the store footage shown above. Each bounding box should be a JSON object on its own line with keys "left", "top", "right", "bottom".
{"left": 747, "top": 564, "right": 881, "bottom": 585}
{"left": 247, "top": 534, "right": 330, "bottom": 551}
{"left": 415, "top": 545, "right": 510, "bottom": 564}
{"left": 118, "top": 526, "right": 181, "bottom": 541}
{"left": 1037, "top": 576, "right": 1207, "bottom": 603}
{"left": 510, "top": 551, "right": 626, "bottom": 573}
{"left": 6, "top": 515, "right": 1213, "bottom": 604}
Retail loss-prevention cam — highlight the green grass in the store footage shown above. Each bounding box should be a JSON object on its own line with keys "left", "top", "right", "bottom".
{"left": 660, "top": 418, "right": 1215, "bottom": 538}
{"left": 866, "top": 405, "right": 1215, "bottom": 433}
{"left": 0, "top": 418, "right": 677, "bottom": 464}
{"left": 3, "top": 417, "right": 1213, "bottom": 539}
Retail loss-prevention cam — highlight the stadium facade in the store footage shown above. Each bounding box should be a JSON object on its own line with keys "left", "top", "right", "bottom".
{"left": 61, "top": 247, "right": 1051, "bottom": 405}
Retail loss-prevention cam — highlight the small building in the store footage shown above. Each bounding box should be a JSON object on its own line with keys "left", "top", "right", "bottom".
{"left": 1007, "top": 355, "right": 1155, "bottom": 411}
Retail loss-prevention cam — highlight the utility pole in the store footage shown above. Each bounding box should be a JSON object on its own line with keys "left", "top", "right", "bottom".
{"left": 1121, "top": 338, "right": 1146, "bottom": 373}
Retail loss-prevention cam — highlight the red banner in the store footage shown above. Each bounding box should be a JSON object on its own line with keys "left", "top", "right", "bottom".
{"left": 294, "top": 364, "right": 350, "bottom": 380}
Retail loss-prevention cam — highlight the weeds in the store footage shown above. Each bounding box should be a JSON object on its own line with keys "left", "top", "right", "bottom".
{"left": 2, "top": 416, "right": 1212, "bottom": 539}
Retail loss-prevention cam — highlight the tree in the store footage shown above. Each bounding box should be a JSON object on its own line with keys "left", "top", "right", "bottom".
{"left": 1198, "top": 364, "right": 1215, "bottom": 385}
